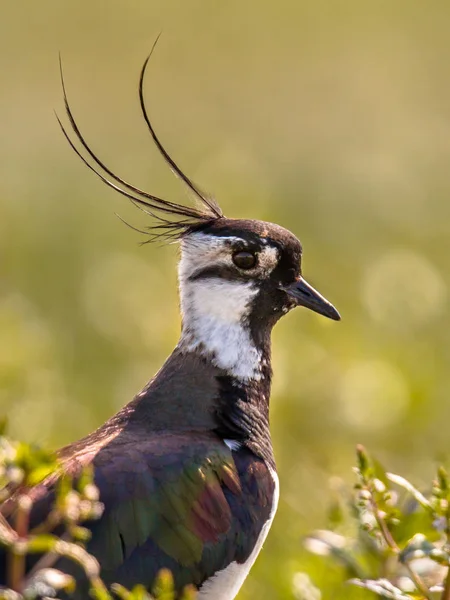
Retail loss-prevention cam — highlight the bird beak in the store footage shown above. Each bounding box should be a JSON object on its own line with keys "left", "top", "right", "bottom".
{"left": 283, "top": 278, "right": 341, "bottom": 321}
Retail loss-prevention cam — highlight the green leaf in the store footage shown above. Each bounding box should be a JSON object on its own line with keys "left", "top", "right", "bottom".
{"left": 387, "top": 473, "right": 431, "bottom": 512}
{"left": 372, "top": 458, "right": 389, "bottom": 489}
{"left": 349, "top": 578, "right": 412, "bottom": 600}
{"left": 110, "top": 583, "right": 134, "bottom": 600}
{"left": 152, "top": 569, "right": 175, "bottom": 600}
{"left": 394, "top": 508, "right": 439, "bottom": 547}
{"left": 356, "top": 445, "right": 371, "bottom": 479}
{"left": 179, "top": 585, "right": 197, "bottom": 600}
{"left": 27, "top": 534, "right": 58, "bottom": 553}
{"left": 399, "top": 533, "right": 436, "bottom": 563}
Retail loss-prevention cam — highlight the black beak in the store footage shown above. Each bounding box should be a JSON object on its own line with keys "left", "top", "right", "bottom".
{"left": 283, "top": 278, "right": 341, "bottom": 321}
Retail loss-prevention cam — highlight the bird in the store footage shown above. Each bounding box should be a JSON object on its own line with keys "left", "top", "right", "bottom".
{"left": 1, "top": 46, "right": 340, "bottom": 599}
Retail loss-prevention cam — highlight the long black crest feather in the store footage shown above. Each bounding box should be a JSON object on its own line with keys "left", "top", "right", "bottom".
{"left": 139, "top": 36, "right": 222, "bottom": 219}
{"left": 56, "top": 37, "right": 223, "bottom": 241}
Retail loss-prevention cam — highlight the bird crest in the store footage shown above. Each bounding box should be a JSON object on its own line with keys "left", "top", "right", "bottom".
{"left": 56, "top": 36, "right": 224, "bottom": 244}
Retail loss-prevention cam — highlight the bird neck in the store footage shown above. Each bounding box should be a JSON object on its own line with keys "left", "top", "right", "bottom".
{"left": 213, "top": 343, "right": 274, "bottom": 466}
{"left": 111, "top": 340, "right": 274, "bottom": 466}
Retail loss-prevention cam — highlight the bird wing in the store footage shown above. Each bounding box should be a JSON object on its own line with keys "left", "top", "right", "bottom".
{"left": 9, "top": 430, "right": 275, "bottom": 595}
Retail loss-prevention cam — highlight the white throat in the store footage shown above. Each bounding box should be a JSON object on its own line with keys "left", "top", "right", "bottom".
{"left": 178, "top": 234, "right": 263, "bottom": 381}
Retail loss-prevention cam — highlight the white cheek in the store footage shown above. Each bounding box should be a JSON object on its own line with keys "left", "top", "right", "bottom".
{"left": 258, "top": 245, "right": 279, "bottom": 274}
{"left": 177, "top": 232, "right": 280, "bottom": 381}
{"left": 189, "top": 279, "right": 254, "bottom": 323}
{"left": 178, "top": 233, "right": 241, "bottom": 281}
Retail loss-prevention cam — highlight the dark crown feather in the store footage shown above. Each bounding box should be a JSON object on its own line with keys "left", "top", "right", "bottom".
{"left": 56, "top": 37, "right": 224, "bottom": 242}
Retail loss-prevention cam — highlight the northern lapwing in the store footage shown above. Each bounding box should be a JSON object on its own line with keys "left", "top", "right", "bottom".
{"left": 1, "top": 48, "right": 340, "bottom": 599}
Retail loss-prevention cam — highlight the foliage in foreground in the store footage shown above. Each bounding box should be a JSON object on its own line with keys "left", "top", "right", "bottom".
{"left": 0, "top": 427, "right": 196, "bottom": 599}
{"left": 5, "top": 426, "right": 450, "bottom": 600}
{"left": 305, "top": 445, "right": 450, "bottom": 600}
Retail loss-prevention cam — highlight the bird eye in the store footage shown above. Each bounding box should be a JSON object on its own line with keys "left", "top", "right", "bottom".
{"left": 232, "top": 251, "right": 257, "bottom": 270}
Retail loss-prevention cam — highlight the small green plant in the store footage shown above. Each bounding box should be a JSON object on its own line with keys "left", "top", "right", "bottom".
{"left": 0, "top": 427, "right": 196, "bottom": 600}
{"left": 305, "top": 445, "right": 450, "bottom": 599}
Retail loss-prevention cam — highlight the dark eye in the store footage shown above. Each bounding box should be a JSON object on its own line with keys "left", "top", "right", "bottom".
{"left": 232, "top": 251, "right": 257, "bottom": 270}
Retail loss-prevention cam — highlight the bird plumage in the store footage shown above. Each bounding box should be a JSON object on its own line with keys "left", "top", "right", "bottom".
{"left": 1, "top": 43, "right": 340, "bottom": 599}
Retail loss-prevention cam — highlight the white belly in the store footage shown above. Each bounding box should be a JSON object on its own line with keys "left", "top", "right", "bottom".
{"left": 197, "top": 466, "right": 279, "bottom": 600}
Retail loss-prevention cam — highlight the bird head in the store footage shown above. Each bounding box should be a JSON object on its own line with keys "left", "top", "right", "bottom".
{"left": 179, "top": 217, "right": 339, "bottom": 326}
{"left": 176, "top": 218, "right": 339, "bottom": 379}
{"left": 57, "top": 47, "right": 339, "bottom": 380}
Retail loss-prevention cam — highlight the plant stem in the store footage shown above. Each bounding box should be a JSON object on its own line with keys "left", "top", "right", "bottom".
{"left": 8, "top": 494, "right": 31, "bottom": 592}
{"left": 369, "top": 493, "right": 432, "bottom": 600}
{"left": 442, "top": 566, "right": 450, "bottom": 600}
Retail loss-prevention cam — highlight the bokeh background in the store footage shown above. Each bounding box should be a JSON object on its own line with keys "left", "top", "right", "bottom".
{"left": 2, "top": 2, "right": 450, "bottom": 598}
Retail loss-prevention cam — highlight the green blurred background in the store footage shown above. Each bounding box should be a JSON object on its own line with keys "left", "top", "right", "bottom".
{"left": 2, "top": 1, "right": 450, "bottom": 598}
